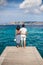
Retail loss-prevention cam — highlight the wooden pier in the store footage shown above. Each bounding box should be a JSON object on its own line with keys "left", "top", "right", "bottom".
{"left": 0, "top": 46, "right": 43, "bottom": 65}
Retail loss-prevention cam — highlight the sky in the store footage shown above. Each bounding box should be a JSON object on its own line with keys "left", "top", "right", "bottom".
{"left": 0, "top": 0, "right": 43, "bottom": 24}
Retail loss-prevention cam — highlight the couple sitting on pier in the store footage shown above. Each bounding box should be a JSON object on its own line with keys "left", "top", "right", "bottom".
{"left": 15, "top": 24, "right": 27, "bottom": 48}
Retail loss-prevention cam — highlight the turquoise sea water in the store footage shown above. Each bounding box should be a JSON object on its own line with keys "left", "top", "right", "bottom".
{"left": 0, "top": 25, "right": 43, "bottom": 58}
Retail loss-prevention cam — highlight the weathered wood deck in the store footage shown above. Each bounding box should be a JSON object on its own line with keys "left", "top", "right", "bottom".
{"left": 0, "top": 46, "right": 43, "bottom": 65}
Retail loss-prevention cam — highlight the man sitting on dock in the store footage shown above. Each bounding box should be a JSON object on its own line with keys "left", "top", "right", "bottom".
{"left": 20, "top": 24, "right": 27, "bottom": 48}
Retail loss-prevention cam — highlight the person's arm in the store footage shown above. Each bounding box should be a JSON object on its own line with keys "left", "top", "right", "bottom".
{"left": 25, "top": 29, "right": 28, "bottom": 35}
{"left": 20, "top": 28, "right": 21, "bottom": 34}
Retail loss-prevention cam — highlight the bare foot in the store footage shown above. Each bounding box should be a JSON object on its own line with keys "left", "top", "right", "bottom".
{"left": 17, "top": 45, "right": 19, "bottom": 48}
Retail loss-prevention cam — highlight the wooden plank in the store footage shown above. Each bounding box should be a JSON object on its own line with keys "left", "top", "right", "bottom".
{"left": 0, "top": 46, "right": 43, "bottom": 65}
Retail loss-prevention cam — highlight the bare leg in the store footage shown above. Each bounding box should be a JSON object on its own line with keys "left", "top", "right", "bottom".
{"left": 17, "top": 45, "right": 19, "bottom": 48}
{"left": 21, "top": 40, "right": 23, "bottom": 47}
{"left": 24, "top": 40, "right": 26, "bottom": 48}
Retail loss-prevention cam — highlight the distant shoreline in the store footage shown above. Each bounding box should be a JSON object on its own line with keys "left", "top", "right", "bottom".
{"left": 0, "top": 21, "right": 43, "bottom": 25}
{"left": 0, "top": 24, "right": 43, "bottom": 26}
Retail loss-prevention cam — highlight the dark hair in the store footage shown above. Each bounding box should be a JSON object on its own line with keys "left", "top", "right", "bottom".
{"left": 16, "top": 25, "right": 20, "bottom": 30}
{"left": 22, "top": 24, "right": 25, "bottom": 27}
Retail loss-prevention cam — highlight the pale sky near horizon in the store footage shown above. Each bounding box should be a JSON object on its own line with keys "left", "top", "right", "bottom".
{"left": 0, "top": 0, "right": 43, "bottom": 24}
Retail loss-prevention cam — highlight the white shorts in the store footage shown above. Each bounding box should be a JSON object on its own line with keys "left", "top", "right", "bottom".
{"left": 21, "top": 35, "right": 26, "bottom": 41}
